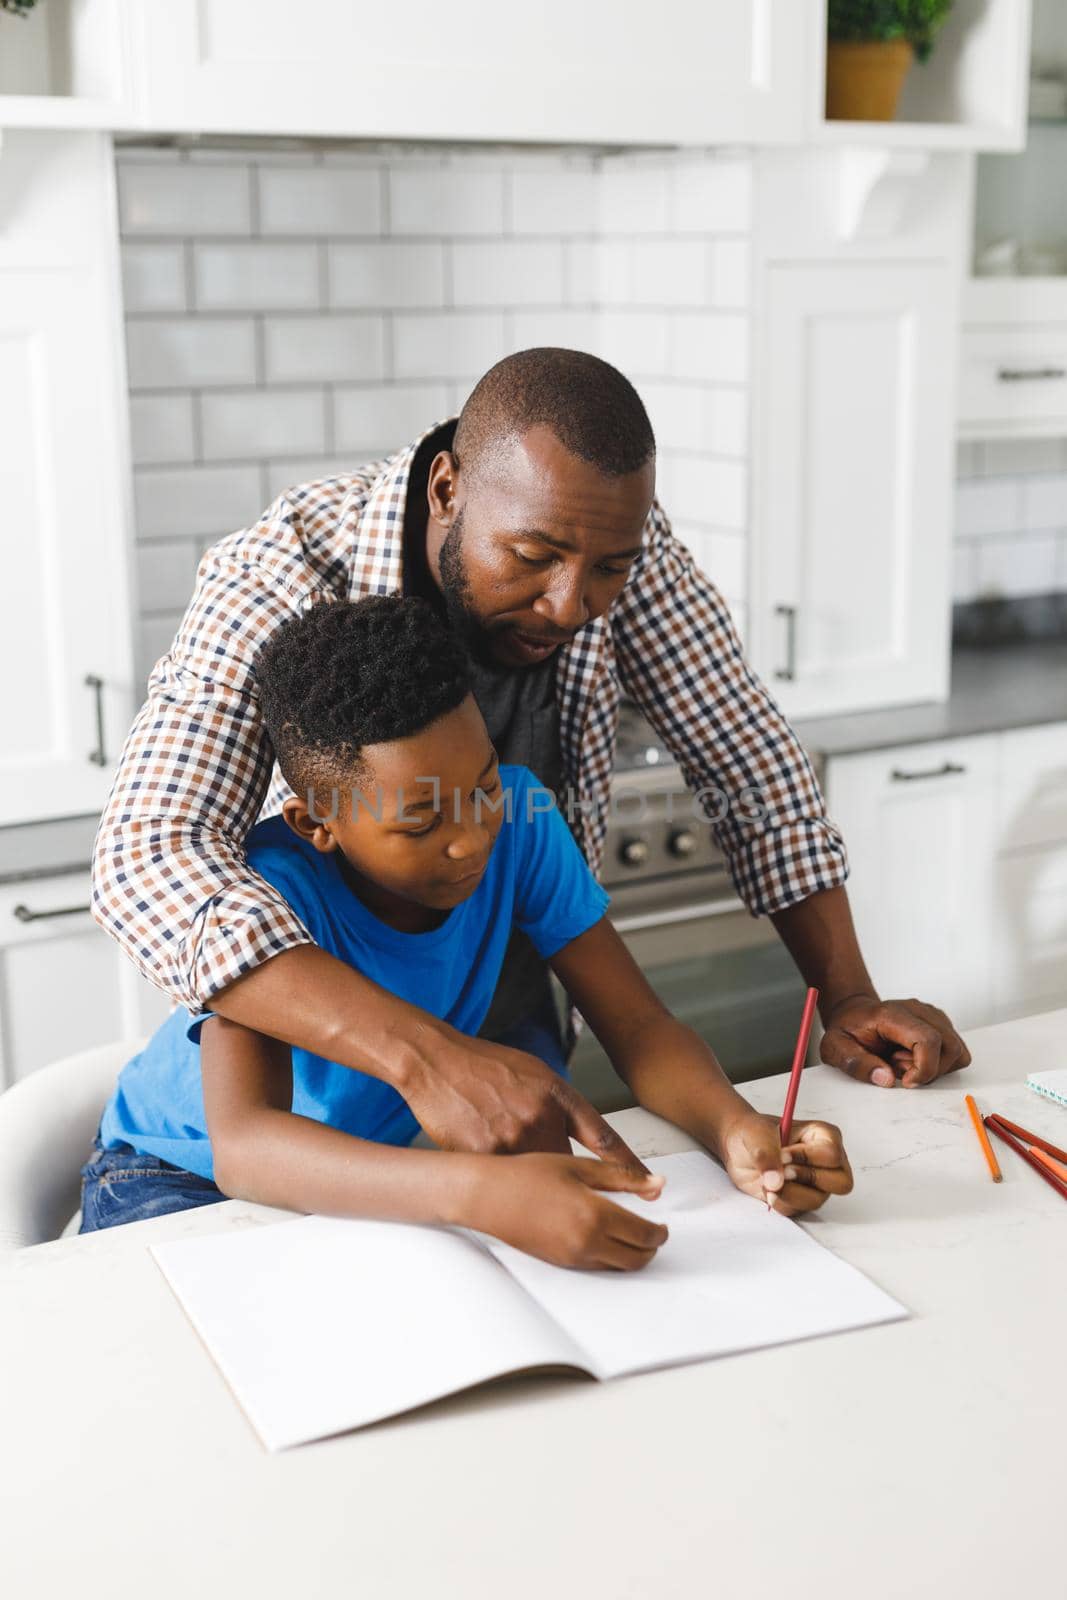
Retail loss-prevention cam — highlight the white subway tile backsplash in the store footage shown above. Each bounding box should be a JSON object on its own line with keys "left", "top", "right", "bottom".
{"left": 333, "top": 384, "right": 452, "bottom": 453}
{"left": 656, "top": 453, "right": 747, "bottom": 532}
{"left": 195, "top": 242, "right": 321, "bottom": 310}
{"left": 641, "top": 382, "right": 748, "bottom": 459}
{"left": 128, "top": 395, "right": 196, "bottom": 465}
{"left": 979, "top": 437, "right": 1067, "bottom": 476}
{"left": 711, "top": 240, "right": 750, "bottom": 309}
{"left": 594, "top": 311, "right": 670, "bottom": 380}
{"left": 599, "top": 162, "right": 670, "bottom": 236}
{"left": 510, "top": 309, "right": 600, "bottom": 353}
{"left": 265, "top": 457, "right": 366, "bottom": 500}
{"left": 451, "top": 240, "right": 564, "bottom": 307}
{"left": 1020, "top": 471, "right": 1067, "bottom": 532}
{"left": 975, "top": 531, "right": 1058, "bottom": 598}
{"left": 134, "top": 465, "right": 263, "bottom": 540}
{"left": 955, "top": 477, "right": 1020, "bottom": 538}
{"left": 136, "top": 540, "right": 200, "bottom": 614}
{"left": 258, "top": 165, "right": 382, "bottom": 236}
{"left": 672, "top": 157, "right": 752, "bottom": 235}
{"left": 328, "top": 241, "right": 445, "bottom": 308}
{"left": 667, "top": 313, "right": 748, "bottom": 384}
{"left": 200, "top": 389, "right": 327, "bottom": 462}
{"left": 952, "top": 539, "right": 978, "bottom": 604}
{"left": 389, "top": 167, "right": 505, "bottom": 236}
{"left": 126, "top": 318, "right": 257, "bottom": 390}
{"left": 122, "top": 242, "right": 188, "bottom": 313}
{"left": 120, "top": 163, "right": 252, "bottom": 236}
{"left": 630, "top": 240, "right": 714, "bottom": 307}
{"left": 563, "top": 241, "right": 630, "bottom": 306}
{"left": 510, "top": 168, "right": 598, "bottom": 236}
{"left": 393, "top": 312, "right": 508, "bottom": 381}
{"left": 263, "top": 314, "right": 386, "bottom": 384}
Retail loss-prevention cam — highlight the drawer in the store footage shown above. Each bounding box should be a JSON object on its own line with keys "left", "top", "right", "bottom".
{"left": 996, "top": 724, "right": 1067, "bottom": 852}
{"left": 0, "top": 871, "right": 94, "bottom": 950}
{"left": 959, "top": 322, "right": 1067, "bottom": 436}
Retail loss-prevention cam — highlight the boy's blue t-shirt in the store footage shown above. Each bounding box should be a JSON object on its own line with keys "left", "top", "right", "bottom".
{"left": 99, "top": 765, "right": 609, "bottom": 1180}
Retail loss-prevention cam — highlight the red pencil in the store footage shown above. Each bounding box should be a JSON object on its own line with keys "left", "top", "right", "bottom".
{"left": 780, "top": 987, "right": 820, "bottom": 1144}
{"left": 983, "top": 1115, "right": 1067, "bottom": 1204}
{"left": 987, "top": 1113, "right": 1067, "bottom": 1168}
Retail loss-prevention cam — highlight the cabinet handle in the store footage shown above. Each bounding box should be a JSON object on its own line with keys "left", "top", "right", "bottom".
{"left": 773, "top": 604, "right": 797, "bottom": 681}
{"left": 13, "top": 902, "right": 91, "bottom": 923}
{"left": 889, "top": 761, "right": 967, "bottom": 783}
{"left": 85, "top": 673, "right": 107, "bottom": 767}
{"left": 996, "top": 366, "right": 1066, "bottom": 383}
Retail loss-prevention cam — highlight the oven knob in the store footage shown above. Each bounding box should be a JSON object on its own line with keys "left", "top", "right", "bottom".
{"left": 668, "top": 828, "right": 698, "bottom": 858}
{"left": 619, "top": 836, "right": 650, "bottom": 868}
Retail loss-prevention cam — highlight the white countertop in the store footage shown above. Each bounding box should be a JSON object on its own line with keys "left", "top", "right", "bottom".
{"left": 3, "top": 1008, "right": 1066, "bottom": 1599}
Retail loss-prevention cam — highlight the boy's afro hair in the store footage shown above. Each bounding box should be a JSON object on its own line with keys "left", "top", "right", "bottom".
{"left": 255, "top": 594, "right": 472, "bottom": 790}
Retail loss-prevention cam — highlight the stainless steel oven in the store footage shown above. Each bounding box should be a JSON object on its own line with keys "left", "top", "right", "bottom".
{"left": 561, "top": 706, "right": 809, "bottom": 1114}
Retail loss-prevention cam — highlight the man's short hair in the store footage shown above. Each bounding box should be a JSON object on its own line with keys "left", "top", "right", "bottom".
{"left": 453, "top": 347, "right": 655, "bottom": 483}
{"left": 255, "top": 595, "right": 471, "bottom": 793}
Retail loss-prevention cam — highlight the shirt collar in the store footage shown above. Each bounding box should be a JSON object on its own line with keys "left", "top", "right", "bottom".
{"left": 348, "top": 416, "right": 456, "bottom": 600}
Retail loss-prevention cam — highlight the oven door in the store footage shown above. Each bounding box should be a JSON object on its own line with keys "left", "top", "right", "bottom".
{"left": 559, "top": 874, "right": 808, "bottom": 1114}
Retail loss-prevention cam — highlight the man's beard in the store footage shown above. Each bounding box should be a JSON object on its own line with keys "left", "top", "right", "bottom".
{"left": 438, "top": 509, "right": 503, "bottom": 668}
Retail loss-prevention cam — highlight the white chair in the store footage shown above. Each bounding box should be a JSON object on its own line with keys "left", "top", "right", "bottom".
{"left": 0, "top": 1039, "right": 145, "bottom": 1254}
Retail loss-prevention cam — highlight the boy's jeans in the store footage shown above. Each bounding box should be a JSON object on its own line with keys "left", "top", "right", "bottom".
{"left": 78, "top": 998, "right": 569, "bottom": 1234}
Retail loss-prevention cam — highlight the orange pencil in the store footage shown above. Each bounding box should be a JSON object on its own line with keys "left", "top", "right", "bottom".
{"left": 1029, "top": 1145, "right": 1067, "bottom": 1185}
{"left": 984, "top": 1115, "right": 1067, "bottom": 1204}
{"left": 964, "top": 1094, "right": 1002, "bottom": 1182}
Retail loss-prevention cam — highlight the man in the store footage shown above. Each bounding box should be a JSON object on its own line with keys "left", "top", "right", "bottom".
{"left": 93, "top": 347, "right": 969, "bottom": 1166}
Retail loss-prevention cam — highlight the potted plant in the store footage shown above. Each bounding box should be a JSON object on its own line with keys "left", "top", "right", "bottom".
{"left": 826, "top": 0, "right": 955, "bottom": 122}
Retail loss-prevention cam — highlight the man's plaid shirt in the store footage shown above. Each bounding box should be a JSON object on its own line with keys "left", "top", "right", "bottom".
{"left": 92, "top": 421, "right": 848, "bottom": 1044}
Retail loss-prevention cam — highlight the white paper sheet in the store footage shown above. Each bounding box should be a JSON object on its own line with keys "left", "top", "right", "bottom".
{"left": 153, "top": 1215, "right": 585, "bottom": 1451}
{"left": 484, "top": 1151, "right": 908, "bottom": 1379}
{"left": 153, "top": 1151, "right": 907, "bottom": 1451}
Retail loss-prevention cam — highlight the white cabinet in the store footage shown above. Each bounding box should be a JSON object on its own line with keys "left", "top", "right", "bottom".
{"left": 826, "top": 736, "right": 998, "bottom": 1029}
{"left": 0, "top": 871, "right": 173, "bottom": 1088}
{"left": 960, "top": 280, "right": 1067, "bottom": 438}
{"left": 991, "top": 723, "right": 1067, "bottom": 1018}
{"left": 127, "top": 0, "right": 810, "bottom": 145}
{"left": 0, "top": 132, "right": 137, "bottom": 826}
{"left": 752, "top": 261, "right": 957, "bottom": 719}
{"left": 826, "top": 720, "right": 1067, "bottom": 1032}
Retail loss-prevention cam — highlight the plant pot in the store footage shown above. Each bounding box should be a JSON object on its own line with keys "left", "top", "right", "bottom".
{"left": 825, "top": 38, "right": 915, "bottom": 122}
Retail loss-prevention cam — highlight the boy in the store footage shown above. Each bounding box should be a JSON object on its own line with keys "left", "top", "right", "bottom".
{"left": 82, "top": 597, "right": 853, "bottom": 1267}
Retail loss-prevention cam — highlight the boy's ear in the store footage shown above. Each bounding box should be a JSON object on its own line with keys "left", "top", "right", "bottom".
{"left": 281, "top": 794, "right": 339, "bottom": 853}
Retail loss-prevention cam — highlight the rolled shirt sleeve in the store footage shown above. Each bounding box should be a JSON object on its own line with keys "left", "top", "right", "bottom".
{"left": 611, "top": 503, "right": 849, "bottom": 917}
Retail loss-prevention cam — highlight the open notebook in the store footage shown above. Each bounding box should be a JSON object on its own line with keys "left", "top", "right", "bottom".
{"left": 152, "top": 1150, "right": 907, "bottom": 1451}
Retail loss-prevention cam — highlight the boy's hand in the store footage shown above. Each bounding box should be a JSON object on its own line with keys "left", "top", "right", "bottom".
{"left": 717, "top": 1111, "right": 854, "bottom": 1216}
{"left": 472, "top": 1153, "right": 668, "bottom": 1271}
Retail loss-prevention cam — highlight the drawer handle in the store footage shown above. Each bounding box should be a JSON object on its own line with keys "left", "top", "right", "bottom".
{"left": 85, "top": 673, "right": 107, "bottom": 767}
{"left": 12, "top": 902, "right": 91, "bottom": 924}
{"left": 996, "top": 366, "right": 1067, "bottom": 383}
{"left": 773, "top": 604, "right": 797, "bottom": 681}
{"left": 890, "top": 761, "right": 966, "bottom": 783}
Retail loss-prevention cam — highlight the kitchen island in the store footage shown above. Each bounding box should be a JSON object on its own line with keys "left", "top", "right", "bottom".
{"left": 3, "top": 1006, "right": 1065, "bottom": 1599}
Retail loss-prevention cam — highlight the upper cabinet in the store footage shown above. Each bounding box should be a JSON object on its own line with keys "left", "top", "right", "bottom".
{"left": 0, "top": 1, "right": 1034, "bottom": 151}
{"left": 0, "top": 132, "right": 137, "bottom": 826}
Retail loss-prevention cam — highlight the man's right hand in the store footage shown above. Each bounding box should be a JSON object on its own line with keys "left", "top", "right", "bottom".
{"left": 401, "top": 1028, "right": 652, "bottom": 1178}
{"left": 469, "top": 1152, "right": 668, "bottom": 1270}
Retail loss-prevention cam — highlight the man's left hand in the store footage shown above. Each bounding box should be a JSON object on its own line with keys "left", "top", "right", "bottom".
{"left": 820, "top": 994, "right": 971, "bottom": 1088}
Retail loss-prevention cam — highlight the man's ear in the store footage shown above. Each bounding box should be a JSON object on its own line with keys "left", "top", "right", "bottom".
{"left": 426, "top": 449, "right": 459, "bottom": 528}
{"left": 281, "top": 794, "right": 339, "bottom": 854}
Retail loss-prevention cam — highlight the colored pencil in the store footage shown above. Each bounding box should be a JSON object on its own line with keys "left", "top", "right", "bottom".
{"left": 1029, "top": 1145, "right": 1067, "bottom": 1185}
{"left": 983, "top": 1115, "right": 1067, "bottom": 1204}
{"left": 780, "top": 986, "right": 819, "bottom": 1145}
{"left": 964, "top": 1095, "right": 1002, "bottom": 1181}
{"left": 987, "top": 1113, "right": 1067, "bottom": 1168}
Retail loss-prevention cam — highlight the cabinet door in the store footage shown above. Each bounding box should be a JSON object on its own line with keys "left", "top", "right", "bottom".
{"left": 0, "top": 133, "right": 135, "bottom": 826}
{"left": 753, "top": 263, "right": 955, "bottom": 719}
{"left": 992, "top": 722, "right": 1067, "bottom": 1018}
{"left": 826, "top": 737, "right": 997, "bottom": 1030}
{"left": 0, "top": 873, "right": 172, "bottom": 1088}
{"left": 131, "top": 0, "right": 811, "bottom": 144}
